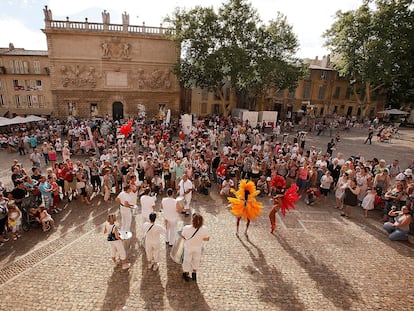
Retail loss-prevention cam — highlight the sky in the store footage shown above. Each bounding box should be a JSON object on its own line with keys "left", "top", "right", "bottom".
{"left": 0, "top": 0, "right": 363, "bottom": 58}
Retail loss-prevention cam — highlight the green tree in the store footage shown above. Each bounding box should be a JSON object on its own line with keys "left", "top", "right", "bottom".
{"left": 249, "top": 14, "right": 304, "bottom": 111}
{"left": 165, "top": 0, "right": 302, "bottom": 115}
{"left": 324, "top": 0, "right": 414, "bottom": 113}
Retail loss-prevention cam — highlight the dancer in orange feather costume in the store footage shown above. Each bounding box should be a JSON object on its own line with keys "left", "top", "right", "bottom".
{"left": 227, "top": 179, "right": 263, "bottom": 235}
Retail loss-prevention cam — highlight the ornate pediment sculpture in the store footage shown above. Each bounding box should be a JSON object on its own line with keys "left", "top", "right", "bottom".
{"left": 60, "top": 65, "right": 98, "bottom": 88}
{"left": 134, "top": 68, "right": 172, "bottom": 89}
{"left": 101, "top": 39, "right": 131, "bottom": 59}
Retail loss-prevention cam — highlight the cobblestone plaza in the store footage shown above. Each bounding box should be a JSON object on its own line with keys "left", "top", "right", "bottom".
{"left": 0, "top": 127, "right": 413, "bottom": 310}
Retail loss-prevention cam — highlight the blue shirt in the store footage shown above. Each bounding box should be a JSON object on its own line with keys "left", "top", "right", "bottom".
{"left": 39, "top": 181, "right": 52, "bottom": 197}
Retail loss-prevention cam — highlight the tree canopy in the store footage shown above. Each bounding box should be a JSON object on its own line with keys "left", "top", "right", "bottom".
{"left": 165, "top": 0, "right": 303, "bottom": 115}
{"left": 324, "top": 0, "right": 414, "bottom": 109}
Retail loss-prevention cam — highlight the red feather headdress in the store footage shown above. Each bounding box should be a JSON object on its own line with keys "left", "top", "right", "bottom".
{"left": 270, "top": 175, "right": 286, "bottom": 192}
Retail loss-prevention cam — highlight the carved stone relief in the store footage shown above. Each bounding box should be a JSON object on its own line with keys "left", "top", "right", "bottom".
{"left": 100, "top": 38, "right": 131, "bottom": 59}
{"left": 60, "top": 65, "right": 99, "bottom": 88}
{"left": 134, "top": 68, "right": 172, "bottom": 89}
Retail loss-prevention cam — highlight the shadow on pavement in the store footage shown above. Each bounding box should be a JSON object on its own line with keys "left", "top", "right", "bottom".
{"left": 275, "top": 233, "right": 362, "bottom": 309}
{"left": 101, "top": 267, "right": 131, "bottom": 310}
{"left": 237, "top": 234, "right": 306, "bottom": 310}
{"left": 101, "top": 210, "right": 140, "bottom": 310}
{"left": 140, "top": 249, "right": 165, "bottom": 310}
{"left": 165, "top": 242, "right": 210, "bottom": 311}
{"left": 350, "top": 216, "right": 414, "bottom": 256}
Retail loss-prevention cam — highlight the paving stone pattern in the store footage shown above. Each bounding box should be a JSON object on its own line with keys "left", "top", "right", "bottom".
{"left": 0, "top": 127, "right": 413, "bottom": 310}
{"left": 0, "top": 188, "right": 413, "bottom": 311}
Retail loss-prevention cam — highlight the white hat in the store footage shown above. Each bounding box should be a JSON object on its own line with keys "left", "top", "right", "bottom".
{"left": 404, "top": 168, "right": 413, "bottom": 177}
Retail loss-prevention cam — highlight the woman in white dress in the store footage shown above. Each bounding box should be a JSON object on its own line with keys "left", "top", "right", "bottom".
{"left": 181, "top": 213, "right": 209, "bottom": 282}
{"left": 103, "top": 214, "right": 130, "bottom": 270}
{"left": 356, "top": 166, "right": 370, "bottom": 204}
{"left": 334, "top": 172, "right": 349, "bottom": 210}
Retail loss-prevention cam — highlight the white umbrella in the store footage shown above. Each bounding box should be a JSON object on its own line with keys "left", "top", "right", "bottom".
{"left": 377, "top": 109, "right": 409, "bottom": 115}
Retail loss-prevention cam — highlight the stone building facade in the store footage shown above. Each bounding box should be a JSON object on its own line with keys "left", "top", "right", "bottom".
{"left": 42, "top": 7, "right": 179, "bottom": 120}
{"left": 191, "top": 55, "right": 386, "bottom": 120}
{"left": 0, "top": 44, "right": 52, "bottom": 116}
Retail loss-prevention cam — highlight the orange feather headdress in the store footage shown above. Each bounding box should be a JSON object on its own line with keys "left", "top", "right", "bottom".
{"left": 227, "top": 179, "right": 263, "bottom": 220}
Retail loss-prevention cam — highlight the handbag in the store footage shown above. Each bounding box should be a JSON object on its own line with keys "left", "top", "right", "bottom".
{"left": 141, "top": 224, "right": 154, "bottom": 248}
{"left": 170, "top": 228, "right": 199, "bottom": 264}
{"left": 170, "top": 231, "right": 185, "bottom": 264}
{"left": 107, "top": 225, "right": 117, "bottom": 241}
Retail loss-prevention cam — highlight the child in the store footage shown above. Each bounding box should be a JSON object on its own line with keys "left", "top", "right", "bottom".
{"left": 39, "top": 206, "right": 55, "bottom": 231}
{"left": 142, "top": 212, "right": 166, "bottom": 271}
{"left": 305, "top": 187, "right": 320, "bottom": 205}
{"left": 7, "top": 203, "right": 22, "bottom": 240}
{"left": 220, "top": 176, "right": 234, "bottom": 196}
{"left": 103, "top": 214, "right": 130, "bottom": 270}
{"left": 361, "top": 187, "right": 376, "bottom": 217}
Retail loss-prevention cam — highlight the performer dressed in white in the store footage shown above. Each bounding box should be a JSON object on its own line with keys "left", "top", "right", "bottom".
{"left": 142, "top": 212, "right": 166, "bottom": 271}
{"left": 182, "top": 213, "right": 209, "bottom": 282}
{"left": 140, "top": 188, "right": 156, "bottom": 224}
{"left": 178, "top": 173, "right": 193, "bottom": 216}
{"left": 115, "top": 185, "right": 135, "bottom": 232}
{"left": 161, "top": 188, "right": 182, "bottom": 246}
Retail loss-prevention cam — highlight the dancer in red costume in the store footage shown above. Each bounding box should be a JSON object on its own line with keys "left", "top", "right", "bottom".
{"left": 269, "top": 175, "right": 286, "bottom": 233}
{"left": 269, "top": 174, "right": 300, "bottom": 233}
{"left": 269, "top": 194, "right": 283, "bottom": 233}
{"left": 228, "top": 179, "right": 263, "bottom": 236}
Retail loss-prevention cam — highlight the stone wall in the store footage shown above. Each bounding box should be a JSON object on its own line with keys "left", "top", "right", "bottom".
{"left": 43, "top": 11, "right": 180, "bottom": 120}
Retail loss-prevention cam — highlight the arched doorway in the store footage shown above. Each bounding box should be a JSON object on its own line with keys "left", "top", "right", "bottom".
{"left": 112, "top": 102, "right": 124, "bottom": 121}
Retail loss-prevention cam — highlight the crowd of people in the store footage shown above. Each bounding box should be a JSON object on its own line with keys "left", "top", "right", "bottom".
{"left": 0, "top": 114, "right": 412, "bottom": 278}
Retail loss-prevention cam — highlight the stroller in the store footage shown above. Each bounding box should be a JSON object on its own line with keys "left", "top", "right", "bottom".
{"left": 20, "top": 193, "right": 51, "bottom": 232}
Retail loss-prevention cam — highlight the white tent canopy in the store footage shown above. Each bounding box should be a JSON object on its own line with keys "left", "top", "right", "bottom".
{"left": 0, "top": 115, "right": 46, "bottom": 126}
{"left": 25, "top": 115, "right": 47, "bottom": 122}
{"left": 377, "top": 109, "right": 409, "bottom": 115}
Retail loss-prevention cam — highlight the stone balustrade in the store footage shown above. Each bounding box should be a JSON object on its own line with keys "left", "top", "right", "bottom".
{"left": 47, "top": 19, "right": 172, "bottom": 35}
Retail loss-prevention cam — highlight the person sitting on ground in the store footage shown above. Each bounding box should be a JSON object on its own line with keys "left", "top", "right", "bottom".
{"left": 256, "top": 175, "right": 269, "bottom": 196}
{"left": 383, "top": 205, "right": 412, "bottom": 241}
{"left": 305, "top": 187, "right": 321, "bottom": 205}
{"left": 220, "top": 176, "right": 234, "bottom": 196}
{"left": 382, "top": 182, "right": 405, "bottom": 222}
